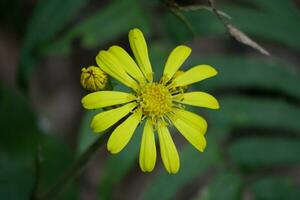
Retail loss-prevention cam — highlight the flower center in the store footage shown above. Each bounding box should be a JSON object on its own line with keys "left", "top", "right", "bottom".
{"left": 137, "top": 83, "right": 172, "bottom": 117}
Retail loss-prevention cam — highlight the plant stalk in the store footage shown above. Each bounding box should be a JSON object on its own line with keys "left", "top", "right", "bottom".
{"left": 37, "top": 132, "right": 109, "bottom": 200}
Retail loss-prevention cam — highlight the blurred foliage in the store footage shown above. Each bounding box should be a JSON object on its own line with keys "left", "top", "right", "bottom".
{"left": 18, "top": 0, "right": 89, "bottom": 90}
{"left": 18, "top": 0, "right": 150, "bottom": 91}
{"left": 0, "top": 86, "right": 37, "bottom": 200}
{"left": 0, "top": 86, "right": 76, "bottom": 199}
{"left": 143, "top": 136, "right": 222, "bottom": 200}
{"left": 77, "top": 110, "right": 100, "bottom": 155}
{"left": 196, "top": 171, "right": 242, "bottom": 200}
{"left": 0, "top": 0, "right": 23, "bottom": 33}
{"left": 43, "top": 0, "right": 150, "bottom": 55}
{"left": 230, "top": 137, "right": 300, "bottom": 170}
{"left": 98, "top": 125, "right": 143, "bottom": 200}
{"left": 194, "top": 56, "right": 300, "bottom": 99}
{"left": 165, "top": 0, "right": 300, "bottom": 52}
{"left": 0, "top": 0, "right": 299, "bottom": 199}
{"left": 251, "top": 176, "right": 300, "bottom": 200}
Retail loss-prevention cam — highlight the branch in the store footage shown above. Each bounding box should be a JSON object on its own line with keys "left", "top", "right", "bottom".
{"left": 207, "top": 0, "right": 270, "bottom": 56}
{"left": 178, "top": 4, "right": 231, "bottom": 20}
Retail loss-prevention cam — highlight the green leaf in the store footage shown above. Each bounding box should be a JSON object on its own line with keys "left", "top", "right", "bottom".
{"left": 251, "top": 176, "right": 300, "bottom": 200}
{"left": 222, "top": 0, "right": 300, "bottom": 51}
{"left": 229, "top": 137, "right": 300, "bottom": 169}
{"left": 149, "top": 42, "right": 173, "bottom": 80}
{"left": 143, "top": 136, "right": 221, "bottom": 200}
{"left": 164, "top": 10, "right": 221, "bottom": 43}
{"left": 0, "top": 86, "right": 38, "bottom": 200}
{"left": 191, "top": 56, "right": 300, "bottom": 100}
{"left": 0, "top": 86, "right": 76, "bottom": 199}
{"left": 98, "top": 123, "right": 143, "bottom": 200}
{"left": 18, "top": 0, "right": 89, "bottom": 90}
{"left": 76, "top": 110, "right": 100, "bottom": 155}
{"left": 43, "top": 0, "right": 150, "bottom": 55}
{"left": 190, "top": 56, "right": 300, "bottom": 140}
{"left": 38, "top": 135, "right": 77, "bottom": 200}
{"left": 164, "top": 0, "right": 300, "bottom": 51}
{"left": 208, "top": 96, "right": 300, "bottom": 137}
{"left": 196, "top": 172, "right": 242, "bottom": 200}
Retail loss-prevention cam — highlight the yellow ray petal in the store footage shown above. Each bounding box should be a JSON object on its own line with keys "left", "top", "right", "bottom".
{"left": 108, "top": 45, "right": 145, "bottom": 83}
{"left": 163, "top": 45, "right": 191, "bottom": 83}
{"left": 91, "top": 102, "right": 137, "bottom": 133}
{"left": 171, "top": 109, "right": 207, "bottom": 152}
{"left": 172, "top": 65, "right": 217, "bottom": 87}
{"left": 139, "top": 119, "right": 157, "bottom": 172}
{"left": 81, "top": 91, "right": 136, "bottom": 109}
{"left": 174, "top": 92, "right": 219, "bottom": 109}
{"left": 129, "top": 28, "right": 153, "bottom": 82}
{"left": 107, "top": 111, "right": 142, "bottom": 154}
{"left": 172, "top": 108, "right": 207, "bottom": 135}
{"left": 157, "top": 122, "right": 180, "bottom": 174}
{"left": 96, "top": 50, "right": 138, "bottom": 90}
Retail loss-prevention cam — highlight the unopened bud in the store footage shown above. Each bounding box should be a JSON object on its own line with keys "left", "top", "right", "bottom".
{"left": 80, "top": 66, "right": 107, "bottom": 91}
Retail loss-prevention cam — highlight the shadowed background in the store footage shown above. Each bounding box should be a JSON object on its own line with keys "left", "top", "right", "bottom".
{"left": 1, "top": 0, "right": 300, "bottom": 199}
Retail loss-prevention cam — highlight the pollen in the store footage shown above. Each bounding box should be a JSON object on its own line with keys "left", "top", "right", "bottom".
{"left": 137, "top": 83, "right": 172, "bottom": 117}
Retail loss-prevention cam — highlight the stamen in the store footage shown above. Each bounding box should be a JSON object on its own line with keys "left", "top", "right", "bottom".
{"left": 136, "top": 83, "right": 172, "bottom": 117}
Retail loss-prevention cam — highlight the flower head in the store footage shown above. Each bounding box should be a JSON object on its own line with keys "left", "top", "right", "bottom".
{"left": 80, "top": 66, "right": 107, "bottom": 91}
{"left": 81, "top": 28, "right": 219, "bottom": 174}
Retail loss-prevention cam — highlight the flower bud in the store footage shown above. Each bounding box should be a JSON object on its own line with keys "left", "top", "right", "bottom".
{"left": 80, "top": 66, "right": 107, "bottom": 91}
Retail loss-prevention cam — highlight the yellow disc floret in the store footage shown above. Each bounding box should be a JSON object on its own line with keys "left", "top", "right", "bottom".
{"left": 137, "top": 83, "right": 172, "bottom": 117}
{"left": 81, "top": 66, "right": 107, "bottom": 91}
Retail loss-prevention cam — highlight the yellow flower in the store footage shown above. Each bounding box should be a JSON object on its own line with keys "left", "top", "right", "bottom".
{"left": 81, "top": 28, "right": 219, "bottom": 174}
{"left": 80, "top": 66, "right": 108, "bottom": 91}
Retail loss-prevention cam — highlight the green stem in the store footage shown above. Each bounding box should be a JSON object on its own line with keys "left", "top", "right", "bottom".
{"left": 37, "top": 132, "right": 109, "bottom": 200}
{"left": 31, "top": 144, "right": 43, "bottom": 200}
{"left": 163, "top": 0, "right": 195, "bottom": 37}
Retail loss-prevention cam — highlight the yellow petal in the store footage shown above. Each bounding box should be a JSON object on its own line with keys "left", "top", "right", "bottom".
{"left": 171, "top": 109, "right": 207, "bottom": 152}
{"left": 139, "top": 119, "right": 156, "bottom": 172}
{"left": 172, "top": 108, "right": 207, "bottom": 135}
{"left": 96, "top": 50, "right": 138, "bottom": 90}
{"left": 163, "top": 45, "right": 191, "bottom": 83}
{"left": 91, "top": 102, "right": 137, "bottom": 133}
{"left": 107, "top": 111, "right": 142, "bottom": 154}
{"left": 108, "top": 45, "right": 145, "bottom": 83}
{"left": 81, "top": 91, "right": 135, "bottom": 109}
{"left": 172, "top": 65, "right": 217, "bottom": 87}
{"left": 129, "top": 28, "right": 153, "bottom": 82}
{"left": 157, "top": 122, "right": 180, "bottom": 174}
{"left": 174, "top": 92, "right": 219, "bottom": 109}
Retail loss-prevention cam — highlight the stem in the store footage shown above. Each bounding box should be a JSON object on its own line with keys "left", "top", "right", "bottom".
{"left": 31, "top": 144, "right": 43, "bottom": 200}
{"left": 163, "top": 0, "right": 195, "bottom": 36}
{"left": 37, "top": 132, "right": 109, "bottom": 200}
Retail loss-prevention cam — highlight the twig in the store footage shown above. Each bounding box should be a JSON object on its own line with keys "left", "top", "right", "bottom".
{"left": 178, "top": 5, "right": 231, "bottom": 20}
{"left": 207, "top": 0, "right": 270, "bottom": 56}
